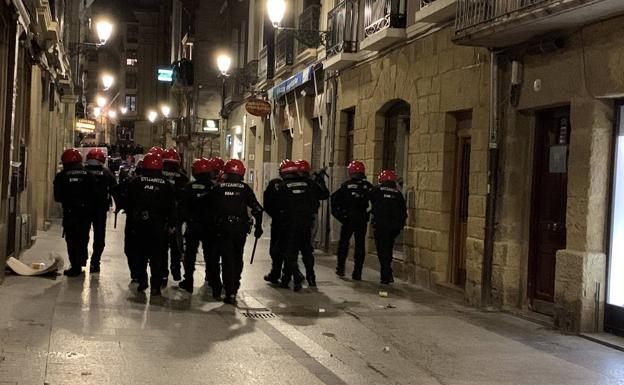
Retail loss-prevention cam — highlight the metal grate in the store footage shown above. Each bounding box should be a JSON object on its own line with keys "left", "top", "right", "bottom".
{"left": 241, "top": 310, "right": 278, "bottom": 319}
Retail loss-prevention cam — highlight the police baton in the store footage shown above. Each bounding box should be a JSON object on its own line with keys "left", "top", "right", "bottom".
{"left": 250, "top": 236, "right": 259, "bottom": 265}
{"left": 114, "top": 211, "right": 118, "bottom": 229}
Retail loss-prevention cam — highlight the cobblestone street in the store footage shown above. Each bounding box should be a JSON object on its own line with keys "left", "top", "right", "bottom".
{"left": 0, "top": 214, "right": 623, "bottom": 384}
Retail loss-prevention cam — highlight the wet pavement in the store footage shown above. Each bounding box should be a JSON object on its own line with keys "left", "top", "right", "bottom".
{"left": 1, "top": 213, "right": 624, "bottom": 385}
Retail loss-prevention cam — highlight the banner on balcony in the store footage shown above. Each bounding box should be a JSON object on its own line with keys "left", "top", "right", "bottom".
{"left": 269, "top": 65, "right": 318, "bottom": 100}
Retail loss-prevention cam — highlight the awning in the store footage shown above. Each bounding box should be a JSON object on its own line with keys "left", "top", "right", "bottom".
{"left": 269, "top": 64, "right": 322, "bottom": 100}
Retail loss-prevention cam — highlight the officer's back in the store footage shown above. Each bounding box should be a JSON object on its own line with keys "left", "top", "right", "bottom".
{"left": 332, "top": 176, "right": 373, "bottom": 226}
{"left": 371, "top": 180, "right": 407, "bottom": 232}
{"left": 54, "top": 160, "right": 95, "bottom": 213}
{"left": 277, "top": 175, "right": 317, "bottom": 226}
{"left": 127, "top": 162, "right": 176, "bottom": 226}
{"left": 211, "top": 174, "right": 257, "bottom": 221}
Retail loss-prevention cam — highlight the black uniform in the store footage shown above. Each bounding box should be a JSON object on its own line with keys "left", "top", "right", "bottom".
{"left": 126, "top": 170, "right": 177, "bottom": 293}
{"left": 370, "top": 182, "right": 407, "bottom": 283}
{"left": 53, "top": 163, "right": 96, "bottom": 274}
{"left": 112, "top": 172, "right": 139, "bottom": 281}
{"left": 180, "top": 174, "right": 220, "bottom": 294}
{"left": 85, "top": 164, "right": 117, "bottom": 270}
{"left": 275, "top": 175, "right": 322, "bottom": 290}
{"left": 331, "top": 176, "right": 373, "bottom": 279}
{"left": 263, "top": 178, "right": 285, "bottom": 283}
{"left": 162, "top": 164, "right": 189, "bottom": 281}
{"left": 300, "top": 173, "right": 329, "bottom": 285}
{"left": 208, "top": 175, "right": 263, "bottom": 301}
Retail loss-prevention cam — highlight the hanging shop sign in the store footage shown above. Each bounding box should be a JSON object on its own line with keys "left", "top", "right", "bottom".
{"left": 245, "top": 99, "right": 272, "bottom": 117}
{"left": 202, "top": 119, "right": 220, "bottom": 133}
{"left": 76, "top": 119, "right": 96, "bottom": 133}
{"left": 157, "top": 68, "right": 174, "bottom": 82}
{"left": 269, "top": 65, "right": 320, "bottom": 100}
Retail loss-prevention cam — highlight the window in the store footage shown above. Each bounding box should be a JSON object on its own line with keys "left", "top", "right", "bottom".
{"left": 125, "top": 95, "right": 136, "bottom": 112}
{"left": 126, "top": 24, "right": 138, "bottom": 43}
{"left": 344, "top": 108, "right": 355, "bottom": 165}
{"left": 125, "top": 73, "right": 137, "bottom": 89}
{"left": 126, "top": 50, "right": 138, "bottom": 66}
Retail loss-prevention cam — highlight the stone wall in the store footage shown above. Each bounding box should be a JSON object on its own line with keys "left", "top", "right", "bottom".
{"left": 493, "top": 15, "right": 624, "bottom": 332}
{"left": 334, "top": 26, "right": 491, "bottom": 302}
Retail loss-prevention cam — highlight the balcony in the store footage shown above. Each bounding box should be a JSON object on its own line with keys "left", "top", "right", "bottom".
{"left": 453, "top": 0, "right": 624, "bottom": 47}
{"left": 297, "top": 4, "right": 322, "bottom": 60}
{"left": 324, "top": 0, "right": 359, "bottom": 70}
{"left": 415, "top": 0, "right": 458, "bottom": 24}
{"left": 257, "top": 45, "right": 275, "bottom": 85}
{"left": 275, "top": 30, "right": 295, "bottom": 74}
{"left": 360, "top": 0, "right": 407, "bottom": 51}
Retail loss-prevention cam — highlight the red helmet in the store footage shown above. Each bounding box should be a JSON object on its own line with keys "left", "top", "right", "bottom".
{"left": 192, "top": 158, "right": 215, "bottom": 176}
{"left": 148, "top": 146, "right": 165, "bottom": 158}
{"left": 163, "top": 148, "right": 181, "bottom": 163}
{"left": 86, "top": 148, "right": 106, "bottom": 164}
{"left": 348, "top": 160, "right": 365, "bottom": 175}
{"left": 224, "top": 159, "right": 246, "bottom": 176}
{"left": 279, "top": 159, "right": 299, "bottom": 174}
{"left": 379, "top": 170, "right": 397, "bottom": 183}
{"left": 142, "top": 152, "right": 163, "bottom": 170}
{"left": 295, "top": 159, "right": 311, "bottom": 174}
{"left": 61, "top": 148, "right": 83, "bottom": 164}
{"left": 210, "top": 156, "right": 225, "bottom": 172}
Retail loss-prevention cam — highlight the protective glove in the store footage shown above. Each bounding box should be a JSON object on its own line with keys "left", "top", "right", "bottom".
{"left": 254, "top": 226, "right": 263, "bottom": 238}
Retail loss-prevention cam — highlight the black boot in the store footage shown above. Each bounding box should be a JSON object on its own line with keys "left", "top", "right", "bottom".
{"left": 264, "top": 273, "right": 280, "bottom": 285}
{"left": 178, "top": 279, "right": 194, "bottom": 294}
{"left": 306, "top": 275, "right": 317, "bottom": 287}
{"left": 64, "top": 267, "right": 82, "bottom": 277}
{"left": 90, "top": 264, "right": 100, "bottom": 273}
{"left": 150, "top": 287, "right": 162, "bottom": 296}
{"left": 212, "top": 286, "right": 222, "bottom": 300}
{"left": 335, "top": 266, "right": 345, "bottom": 277}
{"left": 161, "top": 276, "right": 168, "bottom": 289}
{"left": 137, "top": 281, "right": 148, "bottom": 292}
{"left": 351, "top": 272, "right": 362, "bottom": 281}
{"left": 223, "top": 294, "right": 237, "bottom": 306}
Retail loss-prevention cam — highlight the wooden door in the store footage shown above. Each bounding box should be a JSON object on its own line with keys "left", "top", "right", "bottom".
{"left": 529, "top": 107, "right": 571, "bottom": 305}
{"left": 451, "top": 137, "right": 471, "bottom": 287}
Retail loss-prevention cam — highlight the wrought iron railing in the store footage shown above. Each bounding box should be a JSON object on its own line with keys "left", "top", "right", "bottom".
{"left": 326, "top": 0, "right": 359, "bottom": 58}
{"left": 258, "top": 45, "right": 274, "bottom": 82}
{"left": 420, "top": 0, "right": 437, "bottom": 8}
{"left": 455, "top": 0, "right": 550, "bottom": 34}
{"left": 297, "top": 5, "right": 322, "bottom": 55}
{"left": 363, "top": 0, "right": 407, "bottom": 38}
{"left": 275, "top": 30, "right": 295, "bottom": 71}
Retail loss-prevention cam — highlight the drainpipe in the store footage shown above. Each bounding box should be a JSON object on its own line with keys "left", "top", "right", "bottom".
{"left": 323, "top": 72, "right": 338, "bottom": 253}
{"left": 482, "top": 50, "right": 500, "bottom": 308}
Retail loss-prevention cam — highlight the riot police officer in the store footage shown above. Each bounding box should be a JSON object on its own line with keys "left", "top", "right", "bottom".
{"left": 331, "top": 160, "right": 373, "bottom": 280}
{"left": 209, "top": 159, "right": 263, "bottom": 305}
{"left": 371, "top": 170, "right": 407, "bottom": 284}
{"left": 178, "top": 158, "right": 221, "bottom": 296}
{"left": 161, "top": 147, "right": 189, "bottom": 284}
{"left": 54, "top": 149, "right": 96, "bottom": 277}
{"left": 262, "top": 160, "right": 293, "bottom": 285}
{"left": 125, "top": 152, "right": 177, "bottom": 295}
{"left": 85, "top": 148, "right": 118, "bottom": 273}
{"left": 274, "top": 159, "right": 322, "bottom": 291}
{"left": 294, "top": 159, "right": 329, "bottom": 287}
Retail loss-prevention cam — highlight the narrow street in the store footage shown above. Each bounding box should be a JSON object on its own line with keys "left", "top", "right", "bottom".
{"left": 0, "top": 213, "right": 622, "bottom": 385}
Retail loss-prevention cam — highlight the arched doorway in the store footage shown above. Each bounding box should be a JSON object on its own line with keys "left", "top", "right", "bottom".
{"left": 378, "top": 100, "right": 410, "bottom": 259}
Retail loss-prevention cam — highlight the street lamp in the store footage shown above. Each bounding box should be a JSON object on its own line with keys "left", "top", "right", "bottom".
{"left": 148, "top": 110, "right": 158, "bottom": 123}
{"left": 267, "top": 0, "right": 287, "bottom": 28}
{"left": 161, "top": 105, "right": 171, "bottom": 118}
{"left": 93, "top": 107, "right": 101, "bottom": 118}
{"left": 70, "top": 19, "right": 114, "bottom": 56}
{"left": 120, "top": 107, "right": 128, "bottom": 115}
{"left": 108, "top": 110, "right": 117, "bottom": 119}
{"left": 217, "top": 54, "right": 232, "bottom": 76}
{"left": 101, "top": 74, "right": 114, "bottom": 90}
{"left": 266, "top": 0, "right": 326, "bottom": 47}
{"left": 96, "top": 96, "right": 107, "bottom": 108}
{"left": 96, "top": 20, "right": 114, "bottom": 45}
